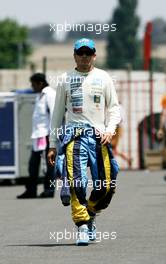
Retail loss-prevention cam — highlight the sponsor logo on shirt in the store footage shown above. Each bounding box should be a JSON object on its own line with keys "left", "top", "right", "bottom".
{"left": 70, "top": 79, "right": 83, "bottom": 113}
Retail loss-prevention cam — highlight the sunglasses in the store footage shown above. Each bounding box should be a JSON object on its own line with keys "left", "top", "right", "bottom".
{"left": 75, "top": 49, "right": 95, "bottom": 56}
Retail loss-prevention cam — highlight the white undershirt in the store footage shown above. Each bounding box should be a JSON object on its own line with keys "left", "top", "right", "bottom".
{"left": 50, "top": 67, "right": 121, "bottom": 148}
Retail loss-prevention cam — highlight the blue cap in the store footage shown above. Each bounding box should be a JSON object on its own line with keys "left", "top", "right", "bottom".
{"left": 74, "top": 38, "right": 96, "bottom": 51}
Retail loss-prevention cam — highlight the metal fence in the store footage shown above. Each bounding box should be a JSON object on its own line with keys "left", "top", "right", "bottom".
{"left": 115, "top": 74, "right": 166, "bottom": 169}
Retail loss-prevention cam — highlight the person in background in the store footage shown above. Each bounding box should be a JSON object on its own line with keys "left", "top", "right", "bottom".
{"left": 157, "top": 95, "right": 166, "bottom": 180}
{"left": 17, "top": 73, "right": 56, "bottom": 199}
{"left": 157, "top": 95, "right": 166, "bottom": 142}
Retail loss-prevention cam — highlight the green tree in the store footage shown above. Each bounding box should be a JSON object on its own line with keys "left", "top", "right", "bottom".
{"left": 106, "top": 0, "right": 140, "bottom": 69}
{"left": 0, "top": 18, "right": 31, "bottom": 69}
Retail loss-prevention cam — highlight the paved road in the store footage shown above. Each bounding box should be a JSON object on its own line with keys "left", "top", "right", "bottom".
{"left": 0, "top": 171, "right": 166, "bottom": 264}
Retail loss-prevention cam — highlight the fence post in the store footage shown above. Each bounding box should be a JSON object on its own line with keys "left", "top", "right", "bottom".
{"left": 149, "top": 58, "right": 155, "bottom": 149}
{"left": 42, "top": 57, "right": 47, "bottom": 75}
{"left": 126, "top": 63, "right": 132, "bottom": 169}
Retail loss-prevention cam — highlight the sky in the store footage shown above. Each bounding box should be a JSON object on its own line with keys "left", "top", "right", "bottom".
{"left": 0, "top": 0, "right": 165, "bottom": 37}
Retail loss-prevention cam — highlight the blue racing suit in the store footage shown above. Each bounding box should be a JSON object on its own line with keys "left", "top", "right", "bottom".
{"left": 56, "top": 123, "right": 119, "bottom": 226}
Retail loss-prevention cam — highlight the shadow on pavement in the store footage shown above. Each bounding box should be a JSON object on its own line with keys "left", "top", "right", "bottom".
{"left": 6, "top": 243, "right": 95, "bottom": 247}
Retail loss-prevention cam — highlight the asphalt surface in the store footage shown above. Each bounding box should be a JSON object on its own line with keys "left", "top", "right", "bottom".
{"left": 0, "top": 170, "right": 166, "bottom": 264}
